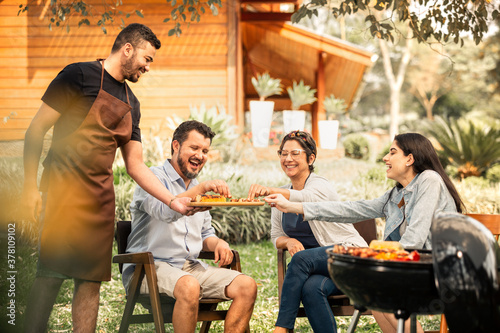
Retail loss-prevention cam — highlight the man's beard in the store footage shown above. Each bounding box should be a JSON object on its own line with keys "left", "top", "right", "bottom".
{"left": 177, "top": 155, "right": 202, "bottom": 180}
{"left": 122, "top": 54, "right": 141, "bottom": 83}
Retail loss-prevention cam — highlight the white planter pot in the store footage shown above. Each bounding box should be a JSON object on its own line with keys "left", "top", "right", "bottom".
{"left": 283, "top": 110, "right": 306, "bottom": 134}
{"left": 318, "top": 120, "right": 339, "bottom": 149}
{"left": 250, "top": 100, "right": 274, "bottom": 147}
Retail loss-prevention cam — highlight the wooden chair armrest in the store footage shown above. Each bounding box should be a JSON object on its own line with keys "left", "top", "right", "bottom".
{"left": 113, "top": 252, "right": 155, "bottom": 265}
{"left": 277, "top": 248, "right": 288, "bottom": 302}
{"left": 199, "top": 250, "right": 242, "bottom": 272}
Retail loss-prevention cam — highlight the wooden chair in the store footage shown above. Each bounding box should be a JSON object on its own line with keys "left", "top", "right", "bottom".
{"left": 277, "top": 219, "right": 377, "bottom": 333}
{"left": 438, "top": 213, "right": 500, "bottom": 333}
{"left": 113, "top": 220, "right": 249, "bottom": 333}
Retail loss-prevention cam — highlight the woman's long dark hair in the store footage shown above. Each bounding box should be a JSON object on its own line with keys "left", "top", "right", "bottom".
{"left": 394, "top": 133, "right": 464, "bottom": 213}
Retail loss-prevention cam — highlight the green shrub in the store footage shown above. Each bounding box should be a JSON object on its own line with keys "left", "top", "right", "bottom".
{"left": 166, "top": 103, "right": 241, "bottom": 163}
{"left": 486, "top": 164, "right": 500, "bottom": 183}
{"left": 376, "top": 142, "right": 391, "bottom": 163}
{"left": 425, "top": 116, "right": 500, "bottom": 178}
{"left": 343, "top": 133, "right": 370, "bottom": 160}
{"left": 353, "top": 165, "right": 395, "bottom": 192}
{"left": 460, "top": 176, "right": 491, "bottom": 189}
{"left": 445, "top": 165, "right": 459, "bottom": 179}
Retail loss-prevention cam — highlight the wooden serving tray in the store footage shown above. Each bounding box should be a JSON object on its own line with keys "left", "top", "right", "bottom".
{"left": 188, "top": 201, "right": 264, "bottom": 207}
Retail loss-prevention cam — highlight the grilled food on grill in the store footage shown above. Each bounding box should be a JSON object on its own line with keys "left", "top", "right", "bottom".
{"left": 332, "top": 244, "right": 420, "bottom": 262}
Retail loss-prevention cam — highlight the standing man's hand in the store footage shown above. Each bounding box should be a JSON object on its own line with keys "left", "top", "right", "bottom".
{"left": 20, "top": 187, "right": 42, "bottom": 221}
{"left": 169, "top": 196, "right": 194, "bottom": 215}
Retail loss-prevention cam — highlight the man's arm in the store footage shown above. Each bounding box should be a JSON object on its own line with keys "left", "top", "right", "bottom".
{"left": 21, "top": 103, "right": 61, "bottom": 221}
{"left": 120, "top": 140, "right": 192, "bottom": 215}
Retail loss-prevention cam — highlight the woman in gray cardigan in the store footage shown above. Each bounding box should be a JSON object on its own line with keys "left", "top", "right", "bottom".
{"left": 265, "top": 133, "right": 464, "bottom": 333}
{"left": 247, "top": 130, "right": 366, "bottom": 333}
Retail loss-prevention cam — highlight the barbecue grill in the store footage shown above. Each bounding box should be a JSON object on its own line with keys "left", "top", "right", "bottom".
{"left": 327, "top": 212, "right": 500, "bottom": 333}
{"left": 327, "top": 249, "right": 439, "bottom": 333}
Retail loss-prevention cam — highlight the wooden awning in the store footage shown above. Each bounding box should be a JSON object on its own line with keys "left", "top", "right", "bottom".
{"left": 242, "top": 21, "right": 376, "bottom": 140}
{"left": 240, "top": 0, "right": 299, "bottom": 22}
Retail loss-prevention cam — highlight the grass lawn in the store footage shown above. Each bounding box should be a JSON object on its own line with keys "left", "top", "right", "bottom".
{"left": 1, "top": 154, "right": 473, "bottom": 333}
{"left": 2, "top": 236, "right": 441, "bottom": 332}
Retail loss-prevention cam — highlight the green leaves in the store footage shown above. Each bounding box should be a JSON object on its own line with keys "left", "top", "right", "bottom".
{"left": 425, "top": 116, "right": 500, "bottom": 178}
{"left": 323, "top": 94, "right": 347, "bottom": 119}
{"left": 164, "top": 0, "right": 222, "bottom": 37}
{"left": 251, "top": 72, "right": 283, "bottom": 101}
{"left": 19, "top": 0, "right": 222, "bottom": 36}
{"left": 287, "top": 80, "right": 317, "bottom": 110}
{"left": 292, "top": 0, "right": 499, "bottom": 46}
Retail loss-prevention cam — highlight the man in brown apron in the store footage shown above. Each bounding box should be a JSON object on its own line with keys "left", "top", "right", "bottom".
{"left": 21, "top": 23, "right": 193, "bottom": 333}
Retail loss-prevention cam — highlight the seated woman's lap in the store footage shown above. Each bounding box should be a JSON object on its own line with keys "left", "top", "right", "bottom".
{"left": 302, "top": 274, "right": 341, "bottom": 299}
{"left": 288, "top": 245, "right": 332, "bottom": 278}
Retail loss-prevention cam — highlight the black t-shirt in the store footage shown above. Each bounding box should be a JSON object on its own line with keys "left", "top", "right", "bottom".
{"left": 42, "top": 61, "right": 141, "bottom": 142}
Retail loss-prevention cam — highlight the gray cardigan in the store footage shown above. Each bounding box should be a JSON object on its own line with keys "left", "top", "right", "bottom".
{"left": 271, "top": 173, "right": 367, "bottom": 249}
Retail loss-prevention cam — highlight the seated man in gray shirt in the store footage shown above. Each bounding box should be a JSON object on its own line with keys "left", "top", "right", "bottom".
{"left": 123, "top": 120, "right": 257, "bottom": 332}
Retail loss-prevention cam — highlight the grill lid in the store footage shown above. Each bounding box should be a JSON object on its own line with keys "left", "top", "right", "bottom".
{"left": 431, "top": 212, "right": 500, "bottom": 332}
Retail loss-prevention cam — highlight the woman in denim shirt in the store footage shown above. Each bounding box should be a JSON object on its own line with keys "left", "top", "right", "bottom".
{"left": 266, "top": 133, "right": 464, "bottom": 333}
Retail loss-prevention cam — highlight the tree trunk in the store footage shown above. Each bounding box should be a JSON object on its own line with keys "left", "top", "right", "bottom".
{"left": 378, "top": 30, "right": 413, "bottom": 140}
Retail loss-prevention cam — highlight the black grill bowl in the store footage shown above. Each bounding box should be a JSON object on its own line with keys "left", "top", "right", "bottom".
{"left": 326, "top": 249, "right": 442, "bottom": 317}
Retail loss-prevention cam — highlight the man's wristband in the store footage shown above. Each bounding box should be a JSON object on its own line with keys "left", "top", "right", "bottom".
{"left": 168, "top": 197, "right": 177, "bottom": 209}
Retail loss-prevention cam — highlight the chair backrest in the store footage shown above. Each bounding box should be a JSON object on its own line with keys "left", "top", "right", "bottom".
{"left": 466, "top": 214, "right": 500, "bottom": 240}
{"left": 115, "top": 220, "right": 132, "bottom": 273}
{"left": 353, "top": 219, "right": 377, "bottom": 245}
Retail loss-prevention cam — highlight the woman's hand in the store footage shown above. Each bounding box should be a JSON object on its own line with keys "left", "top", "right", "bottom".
{"left": 286, "top": 238, "right": 305, "bottom": 256}
{"left": 264, "top": 194, "right": 304, "bottom": 214}
{"left": 247, "top": 183, "right": 271, "bottom": 199}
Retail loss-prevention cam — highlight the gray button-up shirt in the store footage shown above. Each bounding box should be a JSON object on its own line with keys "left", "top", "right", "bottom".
{"left": 302, "top": 170, "right": 458, "bottom": 249}
{"left": 122, "top": 159, "right": 216, "bottom": 289}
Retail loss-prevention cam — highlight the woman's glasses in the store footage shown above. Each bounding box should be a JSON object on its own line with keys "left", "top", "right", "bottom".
{"left": 277, "top": 149, "right": 306, "bottom": 159}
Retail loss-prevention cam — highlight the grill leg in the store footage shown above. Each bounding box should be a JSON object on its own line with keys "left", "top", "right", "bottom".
{"left": 394, "top": 309, "right": 410, "bottom": 333}
{"left": 397, "top": 317, "right": 405, "bottom": 333}
{"left": 410, "top": 314, "right": 417, "bottom": 333}
{"left": 346, "top": 309, "right": 361, "bottom": 333}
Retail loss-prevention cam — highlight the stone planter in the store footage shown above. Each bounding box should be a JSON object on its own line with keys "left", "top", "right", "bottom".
{"left": 250, "top": 100, "right": 274, "bottom": 147}
{"left": 318, "top": 120, "right": 340, "bottom": 149}
{"left": 283, "top": 110, "right": 306, "bottom": 134}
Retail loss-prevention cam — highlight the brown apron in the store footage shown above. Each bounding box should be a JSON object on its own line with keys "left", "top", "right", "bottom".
{"left": 40, "top": 60, "right": 132, "bottom": 281}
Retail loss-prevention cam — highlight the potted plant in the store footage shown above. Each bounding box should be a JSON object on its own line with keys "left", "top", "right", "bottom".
{"left": 319, "top": 94, "right": 347, "bottom": 149}
{"left": 284, "top": 80, "right": 317, "bottom": 134}
{"left": 250, "top": 72, "right": 283, "bottom": 147}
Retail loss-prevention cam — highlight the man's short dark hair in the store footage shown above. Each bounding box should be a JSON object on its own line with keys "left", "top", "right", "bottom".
{"left": 111, "top": 23, "right": 161, "bottom": 53}
{"left": 171, "top": 120, "right": 216, "bottom": 155}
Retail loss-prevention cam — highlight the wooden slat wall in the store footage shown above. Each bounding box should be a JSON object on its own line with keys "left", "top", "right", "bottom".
{"left": 0, "top": 0, "right": 230, "bottom": 141}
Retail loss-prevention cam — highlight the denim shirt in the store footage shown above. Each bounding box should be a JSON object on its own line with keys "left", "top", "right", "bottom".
{"left": 122, "top": 159, "right": 216, "bottom": 290}
{"left": 302, "top": 170, "right": 457, "bottom": 249}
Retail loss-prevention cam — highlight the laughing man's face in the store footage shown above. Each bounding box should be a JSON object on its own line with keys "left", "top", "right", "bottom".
{"left": 173, "top": 130, "right": 211, "bottom": 181}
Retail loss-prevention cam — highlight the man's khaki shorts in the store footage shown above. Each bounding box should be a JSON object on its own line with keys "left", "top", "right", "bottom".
{"left": 140, "top": 260, "right": 242, "bottom": 300}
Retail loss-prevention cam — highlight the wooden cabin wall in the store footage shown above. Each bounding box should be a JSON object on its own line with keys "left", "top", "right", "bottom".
{"left": 0, "top": 0, "right": 230, "bottom": 141}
